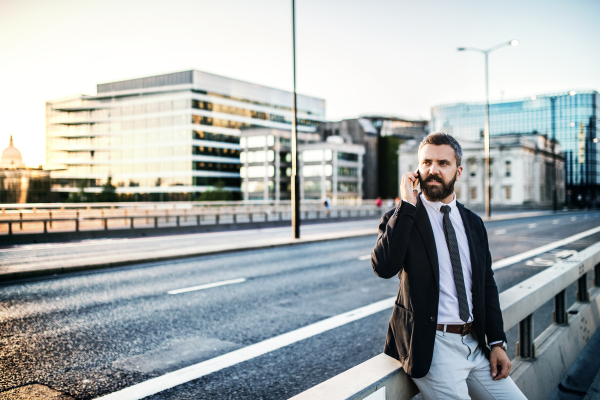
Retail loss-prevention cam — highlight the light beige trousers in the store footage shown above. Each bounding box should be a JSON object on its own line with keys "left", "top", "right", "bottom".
{"left": 412, "top": 331, "right": 527, "bottom": 400}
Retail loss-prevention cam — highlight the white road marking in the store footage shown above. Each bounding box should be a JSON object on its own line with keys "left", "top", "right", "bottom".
{"left": 571, "top": 217, "right": 577, "bottom": 221}
{"left": 494, "top": 229, "right": 507, "bottom": 235}
{"left": 94, "top": 297, "right": 396, "bottom": 400}
{"left": 492, "top": 225, "right": 600, "bottom": 270}
{"left": 358, "top": 254, "right": 371, "bottom": 260}
{"left": 552, "top": 220, "right": 559, "bottom": 224}
{"left": 528, "top": 223, "right": 537, "bottom": 228}
{"left": 167, "top": 278, "right": 246, "bottom": 295}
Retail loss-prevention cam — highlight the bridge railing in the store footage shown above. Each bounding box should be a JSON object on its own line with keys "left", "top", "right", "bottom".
{"left": 0, "top": 204, "right": 386, "bottom": 236}
{"left": 290, "top": 242, "right": 600, "bottom": 400}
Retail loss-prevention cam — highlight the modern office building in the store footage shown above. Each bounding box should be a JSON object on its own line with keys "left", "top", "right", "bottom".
{"left": 46, "top": 70, "right": 326, "bottom": 201}
{"left": 398, "top": 134, "right": 565, "bottom": 208}
{"left": 299, "top": 136, "right": 364, "bottom": 201}
{"left": 240, "top": 129, "right": 364, "bottom": 202}
{"left": 431, "top": 90, "right": 598, "bottom": 206}
{"left": 317, "top": 119, "right": 378, "bottom": 199}
{"left": 240, "top": 128, "right": 320, "bottom": 201}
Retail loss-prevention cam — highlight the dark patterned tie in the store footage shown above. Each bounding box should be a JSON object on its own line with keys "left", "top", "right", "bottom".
{"left": 440, "top": 205, "right": 470, "bottom": 323}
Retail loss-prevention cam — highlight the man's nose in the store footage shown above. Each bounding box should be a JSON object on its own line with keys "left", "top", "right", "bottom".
{"left": 428, "top": 164, "right": 439, "bottom": 175}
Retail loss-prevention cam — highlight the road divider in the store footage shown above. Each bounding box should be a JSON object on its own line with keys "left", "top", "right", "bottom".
{"left": 94, "top": 297, "right": 395, "bottom": 400}
{"left": 167, "top": 278, "right": 247, "bottom": 295}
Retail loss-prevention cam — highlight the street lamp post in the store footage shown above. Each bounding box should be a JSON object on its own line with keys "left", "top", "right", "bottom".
{"left": 458, "top": 39, "right": 518, "bottom": 218}
{"left": 291, "top": 0, "right": 300, "bottom": 239}
{"left": 550, "top": 96, "right": 558, "bottom": 213}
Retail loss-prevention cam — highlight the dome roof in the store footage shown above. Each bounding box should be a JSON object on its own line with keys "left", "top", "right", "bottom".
{"left": 1, "top": 136, "right": 24, "bottom": 168}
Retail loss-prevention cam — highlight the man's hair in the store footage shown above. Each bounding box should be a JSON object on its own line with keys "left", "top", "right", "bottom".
{"left": 418, "top": 132, "right": 463, "bottom": 167}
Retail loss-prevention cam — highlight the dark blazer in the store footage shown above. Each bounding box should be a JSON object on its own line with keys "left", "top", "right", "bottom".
{"left": 371, "top": 195, "right": 506, "bottom": 379}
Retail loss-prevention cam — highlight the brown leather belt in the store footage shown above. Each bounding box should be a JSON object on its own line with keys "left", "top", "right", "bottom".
{"left": 436, "top": 322, "right": 473, "bottom": 336}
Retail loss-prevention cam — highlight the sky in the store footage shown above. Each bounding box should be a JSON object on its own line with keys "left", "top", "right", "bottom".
{"left": 1, "top": 0, "right": 599, "bottom": 167}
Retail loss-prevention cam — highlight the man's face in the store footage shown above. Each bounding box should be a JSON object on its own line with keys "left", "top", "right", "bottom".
{"left": 418, "top": 144, "right": 462, "bottom": 202}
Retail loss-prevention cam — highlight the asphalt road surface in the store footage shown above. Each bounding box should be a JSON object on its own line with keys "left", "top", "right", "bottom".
{"left": 1, "top": 212, "right": 599, "bottom": 399}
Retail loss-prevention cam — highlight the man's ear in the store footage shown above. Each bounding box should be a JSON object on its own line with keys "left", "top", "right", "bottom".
{"left": 456, "top": 166, "right": 463, "bottom": 181}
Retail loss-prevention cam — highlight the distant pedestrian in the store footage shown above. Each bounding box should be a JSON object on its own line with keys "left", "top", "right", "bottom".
{"left": 371, "top": 132, "right": 525, "bottom": 399}
{"left": 386, "top": 197, "right": 394, "bottom": 209}
{"left": 375, "top": 197, "right": 382, "bottom": 209}
{"left": 324, "top": 197, "right": 331, "bottom": 216}
{"left": 395, "top": 197, "right": 400, "bottom": 207}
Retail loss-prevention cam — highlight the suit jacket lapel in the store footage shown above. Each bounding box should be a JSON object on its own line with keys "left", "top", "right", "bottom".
{"left": 414, "top": 194, "right": 440, "bottom": 288}
{"left": 457, "top": 202, "right": 481, "bottom": 294}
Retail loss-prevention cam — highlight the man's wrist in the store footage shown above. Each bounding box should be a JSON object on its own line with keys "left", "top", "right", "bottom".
{"left": 490, "top": 342, "right": 506, "bottom": 352}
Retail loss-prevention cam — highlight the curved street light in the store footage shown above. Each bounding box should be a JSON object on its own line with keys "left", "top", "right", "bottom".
{"left": 458, "top": 40, "right": 518, "bottom": 218}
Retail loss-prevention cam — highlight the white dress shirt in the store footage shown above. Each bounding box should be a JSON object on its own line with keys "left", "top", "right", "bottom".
{"left": 404, "top": 194, "right": 473, "bottom": 324}
{"left": 419, "top": 193, "right": 474, "bottom": 324}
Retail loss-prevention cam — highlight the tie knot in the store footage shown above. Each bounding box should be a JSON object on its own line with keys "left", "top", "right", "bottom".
{"left": 440, "top": 205, "right": 451, "bottom": 215}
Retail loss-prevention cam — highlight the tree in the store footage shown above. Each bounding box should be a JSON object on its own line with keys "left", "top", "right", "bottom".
{"left": 98, "top": 177, "right": 118, "bottom": 202}
{"left": 195, "top": 181, "right": 233, "bottom": 201}
{"left": 67, "top": 179, "right": 88, "bottom": 203}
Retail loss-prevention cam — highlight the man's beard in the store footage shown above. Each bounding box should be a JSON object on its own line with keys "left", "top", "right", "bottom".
{"left": 421, "top": 173, "right": 457, "bottom": 202}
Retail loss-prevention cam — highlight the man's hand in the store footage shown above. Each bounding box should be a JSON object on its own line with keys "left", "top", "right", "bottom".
{"left": 400, "top": 171, "right": 419, "bottom": 205}
{"left": 490, "top": 346, "right": 511, "bottom": 380}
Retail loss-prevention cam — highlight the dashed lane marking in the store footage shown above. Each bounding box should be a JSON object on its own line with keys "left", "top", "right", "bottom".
{"left": 94, "top": 297, "right": 395, "bottom": 400}
{"left": 358, "top": 254, "right": 371, "bottom": 260}
{"left": 552, "top": 220, "right": 559, "bottom": 224}
{"left": 167, "top": 278, "right": 247, "bottom": 295}
{"left": 492, "top": 225, "right": 600, "bottom": 270}
{"left": 528, "top": 224, "right": 537, "bottom": 228}
{"left": 494, "top": 229, "right": 507, "bottom": 235}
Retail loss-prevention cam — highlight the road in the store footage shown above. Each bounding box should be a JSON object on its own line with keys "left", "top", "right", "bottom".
{"left": 1, "top": 211, "right": 599, "bottom": 399}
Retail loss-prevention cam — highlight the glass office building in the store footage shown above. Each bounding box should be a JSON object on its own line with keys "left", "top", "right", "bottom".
{"left": 46, "top": 70, "right": 326, "bottom": 201}
{"left": 431, "top": 91, "right": 599, "bottom": 206}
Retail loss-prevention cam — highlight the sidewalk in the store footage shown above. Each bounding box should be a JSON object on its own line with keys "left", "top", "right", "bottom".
{"left": 0, "top": 220, "right": 379, "bottom": 281}
{"left": 0, "top": 209, "right": 583, "bottom": 282}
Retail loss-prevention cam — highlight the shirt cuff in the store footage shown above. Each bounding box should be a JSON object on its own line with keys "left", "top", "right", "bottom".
{"left": 489, "top": 340, "right": 503, "bottom": 346}
{"left": 402, "top": 199, "right": 416, "bottom": 207}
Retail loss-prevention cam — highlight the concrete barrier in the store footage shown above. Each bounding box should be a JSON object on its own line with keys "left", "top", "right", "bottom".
{"left": 290, "top": 242, "right": 600, "bottom": 400}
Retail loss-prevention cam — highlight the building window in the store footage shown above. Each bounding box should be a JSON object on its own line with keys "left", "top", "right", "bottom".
{"left": 505, "top": 160, "right": 511, "bottom": 177}
{"left": 337, "top": 152, "right": 359, "bottom": 162}
{"left": 469, "top": 160, "right": 477, "bottom": 177}
{"left": 302, "top": 165, "right": 324, "bottom": 177}
{"left": 470, "top": 187, "right": 477, "bottom": 200}
{"left": 337, "top": 167, "right": 358, "bottom": 177}
{"left": 303, "top": 150, "right": 323, "bottom": 162}
{"left": 338, "top": 182, "right": 358, "bottom": 192}
{"left": 505, "top": 186, "right": 512, "bottom": 200}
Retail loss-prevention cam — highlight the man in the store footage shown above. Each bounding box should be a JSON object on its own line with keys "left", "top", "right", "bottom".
{"left": 371, "top": 133, "right": 526, "bottom": 399}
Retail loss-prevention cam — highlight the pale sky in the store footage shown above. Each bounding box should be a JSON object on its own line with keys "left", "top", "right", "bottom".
{"left": 1, "top": 0, "right": 598, "bottom": 167}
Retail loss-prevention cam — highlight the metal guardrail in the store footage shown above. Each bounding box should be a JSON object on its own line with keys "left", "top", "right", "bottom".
{"left": 0, "top": 205, "right": 385, "bottom": 236}
{"left": 290, "top": 242, "right": 600, "bottom": 400}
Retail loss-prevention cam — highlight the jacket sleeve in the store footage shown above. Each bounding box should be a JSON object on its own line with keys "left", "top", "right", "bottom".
{"left": 371, "top": 201, "right": 418, "bottom": 279}
{"left": 482, "top": 222, "right": 508, "bottom": 344}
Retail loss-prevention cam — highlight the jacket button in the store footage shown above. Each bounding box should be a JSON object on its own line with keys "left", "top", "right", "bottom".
{"left": 430, "top": 316, "right": 436, "bottom": 322}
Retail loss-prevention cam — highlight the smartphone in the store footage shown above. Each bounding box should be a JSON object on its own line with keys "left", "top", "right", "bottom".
{"left": 413, "top": 168, "right": 420, "bottom": 190}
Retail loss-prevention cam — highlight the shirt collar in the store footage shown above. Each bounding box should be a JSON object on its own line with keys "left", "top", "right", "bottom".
{"left": 420, "top": 192, "right": 457, "bottom": 213}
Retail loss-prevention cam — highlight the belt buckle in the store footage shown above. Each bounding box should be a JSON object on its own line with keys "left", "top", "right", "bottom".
{"left": 461, "top": 323, "right": 468, "bottom": 336}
